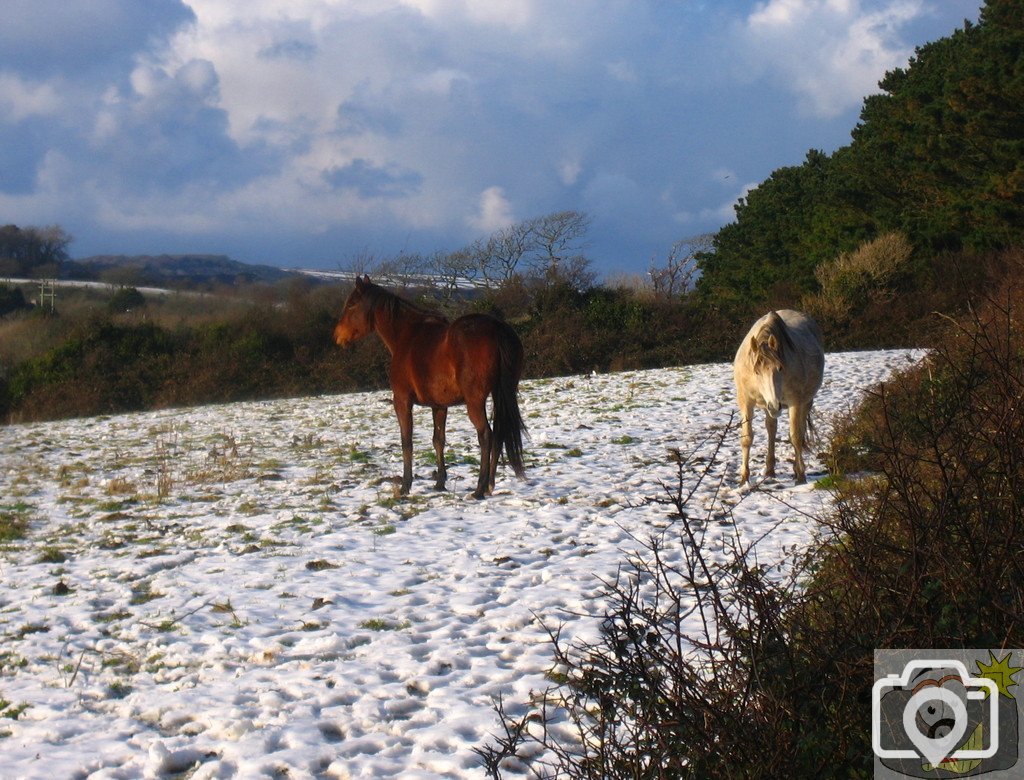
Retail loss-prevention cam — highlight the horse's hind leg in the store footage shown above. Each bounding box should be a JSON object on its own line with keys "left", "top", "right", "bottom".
{"left": 764, "top": 412, "right": 777, "bottom": 478}
{"left": 790, "top": 402, "right": 808, "bottom": 484}
{"left": 432, "top": 406, "right": 448, "bottom": 491}
{"left": 487, "top": 399, "right": 500, "bottom": 493}
{"left": 466, "top": 398, "right": 493, "bottom": 499}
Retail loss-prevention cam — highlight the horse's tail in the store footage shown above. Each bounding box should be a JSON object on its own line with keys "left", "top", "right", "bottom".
{"left": 802, "top": 401, "right": 818, "bottom": 452}
{"left": 493, "top": 323, "right": 527, "bottom": 478}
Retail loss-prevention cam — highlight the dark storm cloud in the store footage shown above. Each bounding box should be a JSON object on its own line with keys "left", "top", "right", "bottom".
{"left": 0, "top": 0, "right": 195, "bottom": 79}
{"left": 324, "top": 159, "right": 423, "bottom": 199}
{"left": 258, "top": 40, "right": 319, "bottom": 62}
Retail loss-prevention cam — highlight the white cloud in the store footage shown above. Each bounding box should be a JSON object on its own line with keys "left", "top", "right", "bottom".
{"left": 399, "top": 0, "right": 535, "bottom": 28}
{"left": 0, "top": 0, "right": 981, "bottom": 270}
{"left": 742, "top": 0, "right": 924, "bottom": 117}
{"left": 0, "top": 73, "right": 61, "bottom": 122}
{"left": 469, "top": 186, "right": 514, "bottom": 233}
{"left": 606, "top": 58, "right": 639, "bottom": 84}
{"left": 675, "top": 181, "right": 759, "bottom": 225}
{"left": 559, "top": 156, "right": 583, "bottom": 187}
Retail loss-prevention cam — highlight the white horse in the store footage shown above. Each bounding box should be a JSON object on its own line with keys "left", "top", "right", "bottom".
{"left": 734, "top": 309, "right": 824, "bottom": 484}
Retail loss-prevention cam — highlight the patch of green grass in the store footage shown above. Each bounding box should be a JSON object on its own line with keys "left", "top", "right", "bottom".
{"left": 813, "top": 474, "right": 849, "bottom": 490}
{"left": 15, "top": 623, "right": 49, "bottom": 639}
{"left": 96, "top": 610, "right": 132, "bottom": 624}
{"left": 97, "top": 533, "right": 127, "bottom": 550}
{"left": 306, "top": 559, "right": 338, "bottom": 571}
{"left": 345, "top": 446, "right": 372, "bottom": 463}
{"left": 0, "top": 653, "right": 27, "bottom": 671}
{"left": 0, "top": 504, "right": 31, "bottom": 542}
{"left": 107, "top": 681, "right": 133, "bottom": 699}
{"left": 358, "top": 618, "right": 411, "bottom": 632}
{"left": 373, "top": 524, "right": 397, "bottom": 536}
{"left": 0, "top": 514, "right": 29, "bottom": 543}
{"left": 611, "top": 434, "right": 636, "bottom": 445}
{"left": 129, "top": 583, "right": 164, "bottom": 605}
{"left": 96, "top": 499, "right": 133, "bottom": 513}
{"left": 0, "top": 699, "right": 29, "bottom": 720}
{"left": 566, "top": 448, "right": 583, "bottom": 457}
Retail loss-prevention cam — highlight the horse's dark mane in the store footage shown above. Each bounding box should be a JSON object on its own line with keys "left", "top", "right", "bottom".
{"left": 363, "top": 282, "right": 448, "bottom": 327}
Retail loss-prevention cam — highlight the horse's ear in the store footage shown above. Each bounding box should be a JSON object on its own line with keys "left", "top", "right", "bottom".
{"left": 354, "top": 275, "right": 367, "bottom": 290}
{"left": 767, "top": 334, "right": 778, "bottom": 352}
{"left": 362, "top": 274, "right": 372, "bottom": 285}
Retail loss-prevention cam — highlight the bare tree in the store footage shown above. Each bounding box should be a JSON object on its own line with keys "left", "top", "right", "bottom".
{"left": 374, "top": 252, "right": 429, "bottom": 291}
{"left": 477, "top": 222, "right": 533, "bottom": 284}
{"left": 425, "top": 248, "right": 480, "bottom": 310}
{"left": 649, "top": 233, "right": 712, "bottom": 299}
{"left": 527, "top": 210, "right": 591, "bottom": 281}
{"left": 337, "top": 250, "right": 384, "bottom": 279}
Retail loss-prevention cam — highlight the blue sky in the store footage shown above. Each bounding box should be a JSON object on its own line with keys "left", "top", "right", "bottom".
{"left": 0, "top": 0, "right": 981, "bottom": 277}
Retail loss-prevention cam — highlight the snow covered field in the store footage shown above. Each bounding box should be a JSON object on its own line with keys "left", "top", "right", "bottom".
{"left": 0, "top": 349, "right": 918, "bottom": 778}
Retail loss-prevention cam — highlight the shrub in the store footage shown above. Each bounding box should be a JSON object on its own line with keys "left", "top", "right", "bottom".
{"left": 107, "top": 286, "right": 146, "bottom": 313}
{"left": 803, "top": 231, "right": 913, "bottom": 326}
{"left": 0, "top": 284, "right": 28, "bottom": 317}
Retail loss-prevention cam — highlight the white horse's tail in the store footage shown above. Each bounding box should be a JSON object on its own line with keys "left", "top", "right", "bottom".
{"left": 802, "top": 402, "right": 818, "bottom": 451}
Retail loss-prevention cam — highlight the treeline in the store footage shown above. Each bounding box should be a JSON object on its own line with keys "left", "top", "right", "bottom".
{"left": 0, "top": 270, "right": 721, "bottom": 423}
{"left": 698, "top": 0, "right": 1024, "bottom": 310}
{"left": 0, "top": 224, "right": 72, "bottom": 279}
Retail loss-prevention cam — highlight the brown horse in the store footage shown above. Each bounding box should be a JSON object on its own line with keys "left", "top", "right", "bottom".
{"left": 334, "top": 275, "right": 526, "bottom": 499}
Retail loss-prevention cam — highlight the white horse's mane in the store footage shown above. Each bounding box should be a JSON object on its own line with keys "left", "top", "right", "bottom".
{"left": 748, "top": 311, "right": 795, "bottom": 373}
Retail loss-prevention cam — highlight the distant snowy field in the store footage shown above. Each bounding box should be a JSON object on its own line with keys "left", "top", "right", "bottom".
{"left": 0, "top": 350, "right": 919, "bottom": 778}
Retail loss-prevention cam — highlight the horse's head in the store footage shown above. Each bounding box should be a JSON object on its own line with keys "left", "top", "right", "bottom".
{"left": 334, "top": 274, "right": 376, "bottom": 347}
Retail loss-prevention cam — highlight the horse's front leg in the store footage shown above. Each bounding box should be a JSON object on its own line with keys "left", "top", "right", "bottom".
{"left": 432, "top": 406, "right": 448, "bottom": 491}
{"left": 393, "top": 395, "right": 414, "bottom": 495}
{"left": 764, "top": 412, "right": 777, "bottom": 478}
{"left": 738, "top": 395, "right": 754, "bottom": 485}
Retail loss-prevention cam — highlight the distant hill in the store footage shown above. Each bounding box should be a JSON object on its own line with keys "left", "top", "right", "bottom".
{"left": 65, "top": 254, "right": 301, "bottom": 288}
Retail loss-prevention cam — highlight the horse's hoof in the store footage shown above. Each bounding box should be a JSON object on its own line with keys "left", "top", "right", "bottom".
{"left": 471, "top": 490, "right": 485, "bottom": 500}
{"left": 433, "top": 483, "right": 447, "bottom": 492}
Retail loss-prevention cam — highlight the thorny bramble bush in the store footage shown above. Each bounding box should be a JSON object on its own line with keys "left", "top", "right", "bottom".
{"left": 478, "top": 263, "right": 1024, "bottom": 778}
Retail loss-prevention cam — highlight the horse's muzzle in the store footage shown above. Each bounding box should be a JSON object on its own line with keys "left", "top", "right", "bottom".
{"left": 333, "top": 323, "right": 352, "bottom": 347}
